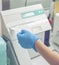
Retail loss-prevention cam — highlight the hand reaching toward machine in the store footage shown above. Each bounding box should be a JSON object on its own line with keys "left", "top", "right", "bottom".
{"left": 17, "top": 30, "right": 39, "bottom": 49}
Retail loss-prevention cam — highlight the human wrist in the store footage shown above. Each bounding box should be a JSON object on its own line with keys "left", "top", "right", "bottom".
{"left": 33, "top": 39, "right": 40, "bottom": 51}
{"left": 35, "top": 40, "right": 42, "bottom": 51}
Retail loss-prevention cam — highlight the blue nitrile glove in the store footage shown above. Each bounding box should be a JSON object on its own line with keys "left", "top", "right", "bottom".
{"left": 17, "top": 30, "right": 39, "bottom": 50}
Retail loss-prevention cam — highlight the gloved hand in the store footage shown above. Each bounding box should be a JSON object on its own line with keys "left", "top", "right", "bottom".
{"left": 17, "top": 30, "right": 39, "bottom": 50}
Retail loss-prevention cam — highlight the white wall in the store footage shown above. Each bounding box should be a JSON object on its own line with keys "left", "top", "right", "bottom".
{"left": 10, "top": 0, "right": 26, "bottom": 9}
{"left": 0, "top": 0, "right": 2, "bottom": 36}
{"left": 26, "top": 0, "right": 52, "bottom": 10}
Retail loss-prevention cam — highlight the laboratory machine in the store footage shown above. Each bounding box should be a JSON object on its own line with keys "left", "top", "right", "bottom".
{"left": 1, "top": 4, "right": 51, "bottom": 65}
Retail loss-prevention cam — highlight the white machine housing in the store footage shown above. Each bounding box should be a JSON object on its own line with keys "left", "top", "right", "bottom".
{"left": 1, "top": 4, "right": 51, "bottom": 65}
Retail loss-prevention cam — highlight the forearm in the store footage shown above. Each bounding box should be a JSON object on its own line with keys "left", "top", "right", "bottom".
{"left": 35, "top": 40, "right": 59, "bottom": 65}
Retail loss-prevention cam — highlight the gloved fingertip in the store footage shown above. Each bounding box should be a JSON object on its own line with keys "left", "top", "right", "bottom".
{"left": 21, "top": 29, "right": 26, "bottom": 34}
{"left": 17, "top": 33, "right": 22, "bottom": 38}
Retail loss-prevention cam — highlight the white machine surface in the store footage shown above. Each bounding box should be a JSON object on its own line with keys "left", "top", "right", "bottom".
{"left": 1, "top": 4, "right": 51, "bottom": 65}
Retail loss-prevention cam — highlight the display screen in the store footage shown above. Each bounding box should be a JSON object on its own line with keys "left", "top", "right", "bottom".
{"left": 21, "top": 12, "right": 35, "bottom": 18}
{"left": 21, "top": 9, "right": 44, "bottom": 18}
